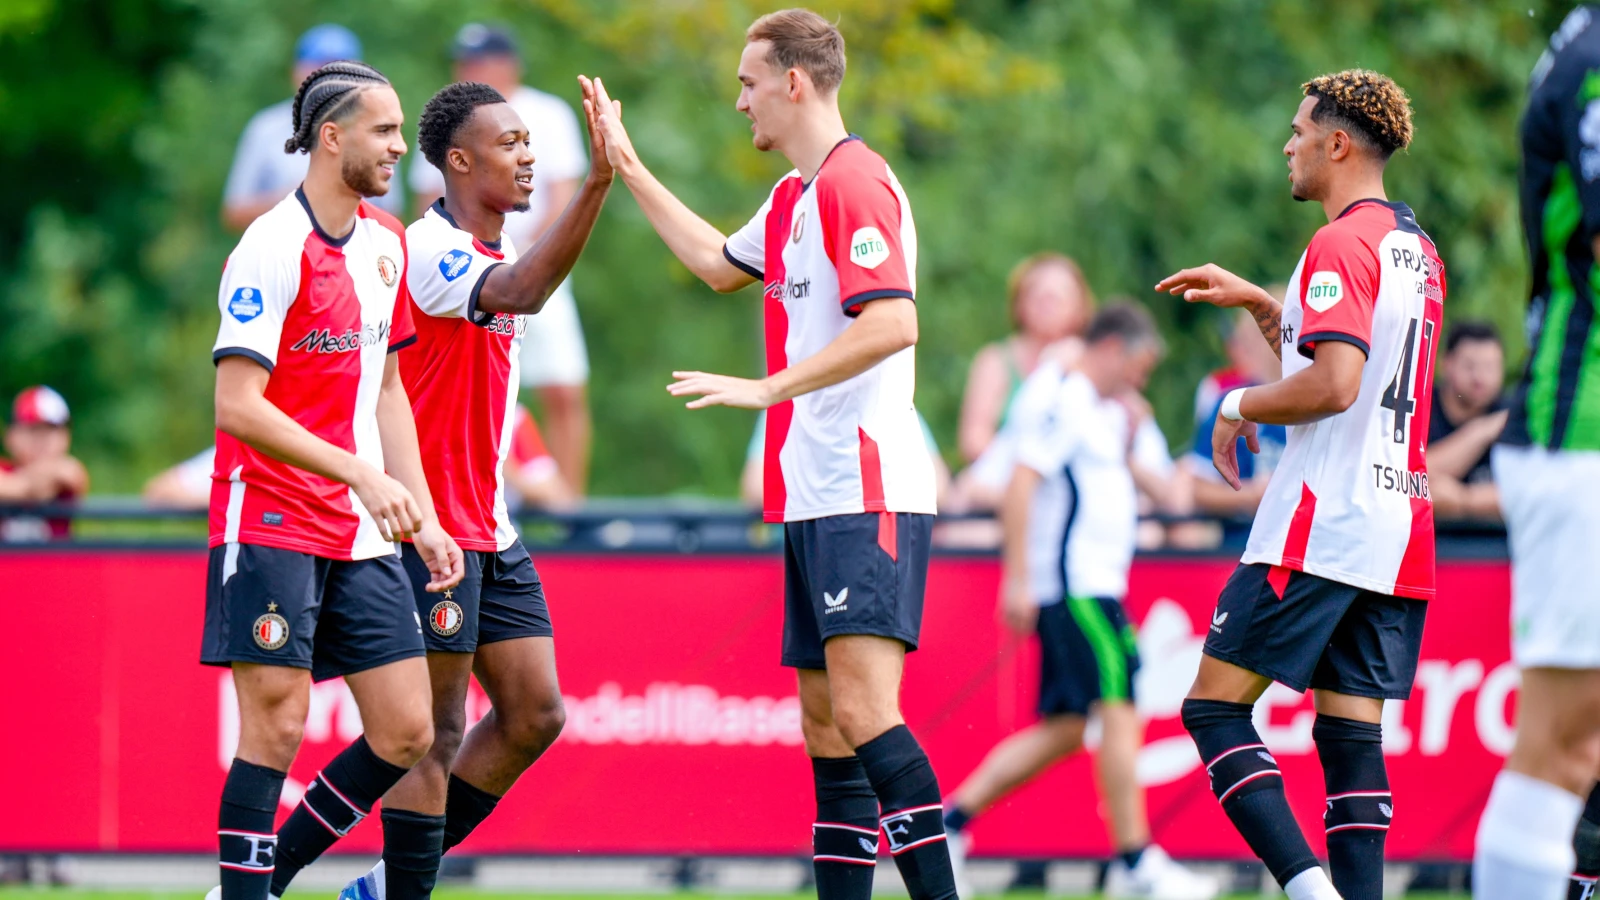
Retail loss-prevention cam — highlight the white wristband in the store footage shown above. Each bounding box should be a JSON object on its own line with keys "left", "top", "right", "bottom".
{"left": 1220, "top": 388, "right": 1248, "bottom": 422}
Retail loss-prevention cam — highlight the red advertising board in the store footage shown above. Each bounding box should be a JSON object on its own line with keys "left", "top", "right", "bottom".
{"left": 0, "top": 550, "right": 1512, "bottom": 859}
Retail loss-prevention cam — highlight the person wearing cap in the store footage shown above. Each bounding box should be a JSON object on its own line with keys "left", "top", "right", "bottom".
{"left": 0, "top": 386, "right": 89, "bottom": 541}
{"left": 222, "top": 24, "right": 401, "bottom": 230}
{"left": 410, "top": 24, "right": 594, "bottom": 492}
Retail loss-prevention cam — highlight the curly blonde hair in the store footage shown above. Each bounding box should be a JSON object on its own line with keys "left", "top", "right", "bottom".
{"left": 1302, "top": 69, "right": 1413, "bottom": 159}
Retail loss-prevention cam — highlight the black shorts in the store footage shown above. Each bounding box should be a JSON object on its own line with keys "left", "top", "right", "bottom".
{"left": 1203, "top": 563, "right": 1428, "bottom": 699}
{"left": 1037, "top": 597, "right": 1141, "bottom": 717}
{"left": 400, "top": 540, "right": 553, "bottom": 653}
{"left": 781, "top": 512, "right": 933, "bottom": 670}
{"left": 201, "top": 543, "right": 425, "bottom": 682}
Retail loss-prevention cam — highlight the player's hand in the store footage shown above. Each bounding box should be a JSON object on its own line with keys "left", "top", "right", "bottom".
{"left": 351, "top": 466, "right": 425, "bottom": 541}
{"left": 668, "top": 371, "right": 778, "bottom": 410}
{"left": 577, "top": 75, "right": 617, "bottom": 183}
{"left": 1211, "top": 412, "right": 1260, "bottom": 491}
{"left": 411, "top": 519, "right": 465, "bottom": 592}
{"left": 999, "top": 575, "right": 1037, "bottom": 636}
{"left": 580, "top": 75, "right": 636, "bottom": 180}
{"left": 1155, "top": 263, "right": 1264, "bottom": 310}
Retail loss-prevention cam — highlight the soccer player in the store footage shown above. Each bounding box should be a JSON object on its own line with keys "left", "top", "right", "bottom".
{"left": 318, "top": 79, "right": 612, "bottom": 900}
{"left": 1154, "top": 70, "right": 1443, "bottom": 900}
{"left": 583, "top": 9, "right": 957, "bottom": 900}
{"left": 201, "top": 62, "right": 463, "bottom": 900}
{"left": 940, "top": 305, "right": 1217, "bottom": 900}
{"left": 1478, "top": 8, "right": 1600, "bottom": 898}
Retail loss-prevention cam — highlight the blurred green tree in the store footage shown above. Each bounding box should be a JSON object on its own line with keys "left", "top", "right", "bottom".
{"left": 0, "top": 0, "right": 1569, "bottom": 496}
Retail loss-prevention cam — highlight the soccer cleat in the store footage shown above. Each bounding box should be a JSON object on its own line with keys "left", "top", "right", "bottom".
{"left": 337, "top": 861, "right": 385, "bottom": 900}
{"left": 1102, "top": 845, "right": 1221, "bottom": 900}
{"left": 945, "top": 829, "right": 973, "bottom": 899}
{"left": 204, "top": 888, "right": 281, "bottom": 900}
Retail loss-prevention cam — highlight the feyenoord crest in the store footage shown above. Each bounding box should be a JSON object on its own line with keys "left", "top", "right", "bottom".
{"left": 253, "top": 604, "right": 290, "bottom": 651}
{"left": 430, "top": 600, "right": 464, "bottom": 636}
{"left": 376, "top": 255, "right": 399, "bottom": 288}
{"left": 791, "top": 210, "right": 805, "bottom": 244}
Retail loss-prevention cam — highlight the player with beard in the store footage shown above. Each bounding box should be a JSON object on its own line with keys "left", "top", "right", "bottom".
{"left": 1156, "top": 70, "right": 1443, "bottom": 900}
{"left": 585, "top": 9, "right": 956, "bottom": 900}
{"left": 320, "top": 80, "right": 614, "bottom": 900}
{"left": 202, "top": 61, "right": 463, "bottom": 900}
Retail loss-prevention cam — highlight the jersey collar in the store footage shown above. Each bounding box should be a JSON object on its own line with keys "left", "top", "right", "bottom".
{"left": 431, "top": 199, "right": 503, "bottom": 253}
{"left": 295, "top": 186, "right": 356, "bottom": 248}
{"left": 1336, "top": 197, "right": 1412, "bottom": 220}
{"left": 803, "top": 134, "right": 863, "bottom": 191}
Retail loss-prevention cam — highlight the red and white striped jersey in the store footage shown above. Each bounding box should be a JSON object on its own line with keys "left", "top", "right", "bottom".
{"left": 210, "top": 189, "right": 417, "bottom": 561}
{"left": 399, "top": 203, "right": 525, "bottom": 552}
{"left": 723, "top": 137, "right": 937, "bottom": 523}
{"left": 1243, "top": 199, "right": 1446, "bottom": 600}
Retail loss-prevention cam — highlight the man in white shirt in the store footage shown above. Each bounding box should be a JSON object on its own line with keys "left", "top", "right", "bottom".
{"left": 221, "top": 24, "right": 400, "bottom": 230}
{"left": 409, "top": 24, "right": 594, "bottom": 492}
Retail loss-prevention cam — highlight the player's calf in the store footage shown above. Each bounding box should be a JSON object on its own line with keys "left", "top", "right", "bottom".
{"left": 1314, "top": 714, "right": 1389, "bottom": 900}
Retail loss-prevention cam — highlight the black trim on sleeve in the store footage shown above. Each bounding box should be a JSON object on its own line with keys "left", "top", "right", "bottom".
{"left": 387, "top": 334, "right": 418, "bottom": 354}
{"left": 841, "top": 288, "right": 915, "bottom": 318}
{"left": 1297, "top": 331, "right": 1370, "bottom": 360}
{"left": 723, "top": 245, "right": 762, "bottom": 280}
{"left": 213, "top": 347, "right": 275, "bottom": 373}
{"left": 295, "top": 187, "right": 354, "bottom": 248}
{"left": 466, "top": 261, "right": 509, "bottom": 326}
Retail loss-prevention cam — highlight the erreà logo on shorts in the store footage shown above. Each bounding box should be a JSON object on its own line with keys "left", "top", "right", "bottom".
{"left": 439, "top": 249, "right": 473, "bottom": 282}
{"left": 1305, "top": 271, "right": 1344, "bottom": 313}
{"left": 849, "top": 227, "right": 890, "bottom": 270}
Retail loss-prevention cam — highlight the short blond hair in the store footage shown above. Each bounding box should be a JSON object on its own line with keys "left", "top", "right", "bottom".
{"left": 746, "top": 8, "right": 846, "bottom": 94}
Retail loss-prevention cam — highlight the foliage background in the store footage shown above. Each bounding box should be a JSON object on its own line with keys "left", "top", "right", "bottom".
{"left": 0, "top": 0, "right": 1567, "bottom": 495}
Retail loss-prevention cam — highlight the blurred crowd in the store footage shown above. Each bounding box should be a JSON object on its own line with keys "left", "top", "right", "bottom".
{"left": 0, "top": 23, "right": 1515, "bottom": 548}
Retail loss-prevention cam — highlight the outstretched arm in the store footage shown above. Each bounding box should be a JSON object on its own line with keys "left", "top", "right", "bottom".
{"left": 1156, "top": 264, "right": 1284, "bottom": 359}
{"left": 581, "top": 76, "right": 755, "bottom": 294}
{"left": 476, "top": 81, "right": 616, "bottom": 316}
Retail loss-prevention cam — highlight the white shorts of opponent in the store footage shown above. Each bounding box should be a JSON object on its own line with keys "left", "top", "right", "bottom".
{"left": 518, "top": 278, "right": 589, "bottom": 388}
{"left": 1493, "top": 442, "right": 1600, "bottom": 668}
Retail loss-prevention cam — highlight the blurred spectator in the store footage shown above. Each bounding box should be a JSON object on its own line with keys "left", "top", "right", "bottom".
{"left": 741, "top": 410, "right": 950, "bottom": 511}
{"left": 222, "top": 24, "right": 400, "bottom": 231}
{"left": 410, "top": 23, "right": 595, "bottom": 493}
{"left": 505, "top": 405, "right": 578, "bottom": 512}
{"left": 142, "top": 445, "right": 214, "bottom": 509}
{"left": 0, "top": 386, "right": 88, "bottom": 541}
{"left": 1428, "top": 321, "right": 1506, "bottom": 521}
{"left": 1171, "top": 307, "right": 1286, "bottom": 547}
{"left": 957, "top": 253, "right": 1094, "bottom": 465}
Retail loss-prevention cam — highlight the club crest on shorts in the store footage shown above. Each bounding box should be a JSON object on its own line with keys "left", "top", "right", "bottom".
{"left": 376, "top": 255, "right": 399, "bottom": 288}
{"left": 252, "top": 607, "right": 290, "bottom": 651}
{"left": 430, "top": 600, "right": 464, "bottom": 636}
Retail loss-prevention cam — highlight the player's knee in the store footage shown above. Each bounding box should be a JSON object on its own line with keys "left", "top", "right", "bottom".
{"left": 831, "top": 701, "right": 899, "bottom": 749}
{"left": 244, "top": 712, "right": 306, "bottom": 766}
{"left": 505, "top": 694, "right": 566, "bottom": 758}
{"left": 429, "top": 709, "right": 467, "bottom": 763}
{"left": 369, "top": 713, "right": 436, "bottom": 768}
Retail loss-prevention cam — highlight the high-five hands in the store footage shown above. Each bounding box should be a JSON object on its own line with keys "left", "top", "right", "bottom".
{"left": 578, "top": 75, "right": 637, "bottom": 179}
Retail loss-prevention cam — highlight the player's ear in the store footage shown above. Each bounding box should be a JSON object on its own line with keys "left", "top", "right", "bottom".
{"left": 318, "top": 119, "right": 342, "bottom": 155}
{"left": 788, "top": 66, "right": 804, "bottom": 101}
{"left": 447, "top": 146, "right": 469, "bottom": 175}
{"left": 1328, "top": 128, "right": 1351, "bottom": 163}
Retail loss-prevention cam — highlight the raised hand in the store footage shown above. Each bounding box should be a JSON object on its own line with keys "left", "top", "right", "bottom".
{"left": 667, "top": 371, "right": 777, "bottom": 410}
{"left": 1155, "top": 263, "right": 1264, "bottom": 309}
{"left": 579, "top": 75, "right": 637, "bottom": 178}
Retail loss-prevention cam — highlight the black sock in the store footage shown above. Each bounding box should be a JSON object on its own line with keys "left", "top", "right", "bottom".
{"left": 1181, "top": 699, "right": 1318, "bottom": 888}
{"left": 1118, "top": 845, "right": 1146, "bottom": 869}
{"left": 1570, "top": 785, "right": 1600, "bottom": 900}
{"left": 269, "top": 737, "right": 410, "bottom": 895}
{"left": 218, "top": 760, "right": 286, "bottom": 900}
{"left": 441, "top": 775, "right": 502, "bottom": 854}
{"left": 382, "top": 808, "right": 446, "bottom": 900}
{"left": 856, "top": 725, "right": 958, "bottom": 900}
{"left": 942, "top": 806, "right": 972, "bottom": 835}
{"left": 1315, "top": 714, "right": 1388, "bottom": 900}
{"left": 811, "top": 757, "right": 880, "bottom": 900}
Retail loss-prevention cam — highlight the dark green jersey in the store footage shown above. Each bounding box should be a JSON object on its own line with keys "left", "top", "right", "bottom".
{"left": 1509, "top": 4, "right": 1600, "bottom": 449}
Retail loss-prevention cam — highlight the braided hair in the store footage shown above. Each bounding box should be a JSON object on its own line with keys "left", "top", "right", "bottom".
{"left": 416, "top": 81, "right": 507, "bottom": 171}
{"left": 284, "top": 60, "right": 391, "bottom": 155}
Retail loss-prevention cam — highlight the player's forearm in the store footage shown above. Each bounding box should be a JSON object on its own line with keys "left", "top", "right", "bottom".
{"left": 1243, "top": 291, "right": 1285, "bottom": 360}
{"left": 617, "top": 160, "right": 748, "bottom": 292}
{"left": 216, "top": 390, "right": 369, "bottom": 489}
{"left": 479, "top": 173, "right": 613, "bottom": 316}
{"left": 764, "top": 299, "right": 917, "bottom": 404}
{"left": 375, "top": 373, "right": 439, "bottom": 523}
{"left": 1234, "top": 343, "right": 1364, "bottom": 426}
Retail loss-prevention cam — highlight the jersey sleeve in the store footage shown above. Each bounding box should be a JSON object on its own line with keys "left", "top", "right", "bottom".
{"left": 212, "top": 226, "right": 301, "bottom": 372}
{"left": 817, "top": 170, "right": 915, "bottom": 317}
{"left": 404, "top": 219, "right": 508, "bottom": 325}
{"left": 723, "top": 191, "right": 772, "bottom": 280}
{"left": 1552, "top": 69, "right": 1600, "bottom": 240}
{"left": 1296, "top": 227, "right": 1380, "bottom": 360}
{"left": 1014, "top": 381, "right": 1089, "bottom": 478}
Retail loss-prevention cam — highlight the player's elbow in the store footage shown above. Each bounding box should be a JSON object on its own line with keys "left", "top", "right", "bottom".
{"left": 1316, "top": 377, "right": 1361, "bottom": 416}
{"left": 709, "top": 270, "right": 750, "bottom": 294}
